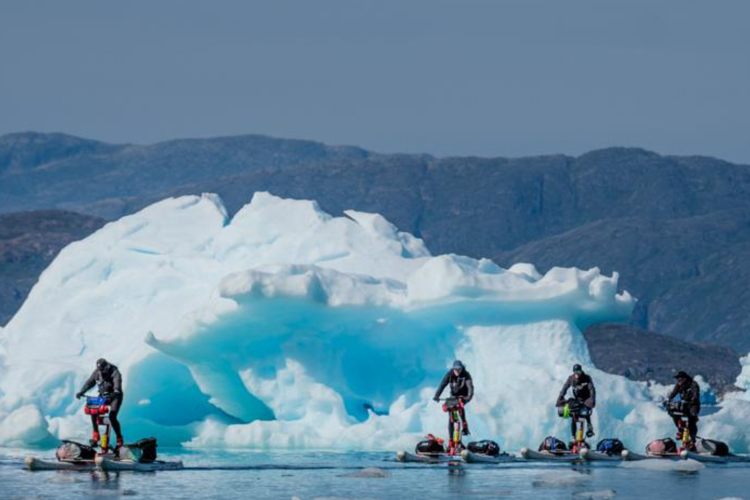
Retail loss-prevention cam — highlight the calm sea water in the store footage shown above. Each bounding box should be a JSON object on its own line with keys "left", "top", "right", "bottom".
{"left": 1, "top": 449, "right": 748, "bottom": 500}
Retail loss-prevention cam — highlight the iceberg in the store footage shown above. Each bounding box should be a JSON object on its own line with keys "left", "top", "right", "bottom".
{"left": 737, "top": 353, "right": 750, "bottom": 392}
{"left": 0, "top": 192, "right": 748, "bottom": 452}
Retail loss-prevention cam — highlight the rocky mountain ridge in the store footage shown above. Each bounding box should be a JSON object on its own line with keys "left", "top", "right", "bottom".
{"left": 1, "top": 132, "right": 748, "bottom": 355}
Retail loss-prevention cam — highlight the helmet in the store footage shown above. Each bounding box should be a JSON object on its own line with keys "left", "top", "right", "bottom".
{"left": 452, "top": 360, "right": 465, "bottom": 372}
{"left": 674, "top": 370, "right": 690, "bottom": 380}
{"left": 573, "top": 364, "right": 583, "bottom": 374}
{"left": 96, "top": 358, "right": 109, "bottom": 371}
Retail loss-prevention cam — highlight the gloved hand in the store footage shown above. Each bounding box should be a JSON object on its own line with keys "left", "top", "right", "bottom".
{"left": 75, "top": 392, "right": 84, "bottom": 400}
{"left": 112, "top": 391, "right": 122, "bottom": 398}
{"left": 433, "top": 396, "right": 440, "bottom": 402}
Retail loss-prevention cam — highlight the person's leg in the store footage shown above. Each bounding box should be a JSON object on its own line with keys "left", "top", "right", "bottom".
{"left": 672, "top": 415, "right": 683, "bottom": 439}
{"left": 585, "top": 413, "right": 595, "bottom": 438}
{"left": 460, "top": 406, "right": 470, "bottom": 435}
{"left": 108, "top": 396, "right": 123, "bottom": 440}
{"left": 570, "top": 417, "right": 577, "bottom": 440}
{"left": 90, "top": 415, "right": 100, "bottom": 443}
{"left": 687, "top": 416, "right": 698, "bottom": 442}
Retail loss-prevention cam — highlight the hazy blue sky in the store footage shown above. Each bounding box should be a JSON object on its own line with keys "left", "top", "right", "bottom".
{"left": 1, "top": 0, "right": 749, "bottom": 162}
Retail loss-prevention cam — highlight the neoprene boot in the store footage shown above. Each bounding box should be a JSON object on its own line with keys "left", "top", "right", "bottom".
{"left": 116, "top": 436, "right": 124, "bottom": 448}
{"left": 90, "top": 431, "right": 100, "bottom": 447}
{"left": 463, "top": 423, "right": 470, "bottom": 436}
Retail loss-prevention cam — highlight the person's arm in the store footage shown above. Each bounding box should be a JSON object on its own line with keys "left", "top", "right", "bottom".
{"left": 465, "top": 372, "right": 474, "bottom": 402}
{"left": 434, "top": 372, "right": 450, "bottom": 401}
{"left": 556, "top": 377, "right": 571, "bottom": 406}
{"left": 77, "top": 370, "right": 97, "bottom": 397}
{"left": 690, "top": 381, "right": 700, "bottom": 405}
{"left": 667, "top": 384, "right": 679, "bottom": 401}
{"left": 585, "top": 378, "right": 596, "bottom": 408}
{"left": 112, "top": 367, "right": 123, "bottom": 394}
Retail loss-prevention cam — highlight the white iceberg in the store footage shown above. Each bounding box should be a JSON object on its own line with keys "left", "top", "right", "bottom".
{"left": 0, "top": 192, "right": 748, "bottom": 452}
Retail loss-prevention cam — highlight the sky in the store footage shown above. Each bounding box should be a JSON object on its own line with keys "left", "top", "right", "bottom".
{"left": 1, "top": 0, "right": 749, "bottom": 163}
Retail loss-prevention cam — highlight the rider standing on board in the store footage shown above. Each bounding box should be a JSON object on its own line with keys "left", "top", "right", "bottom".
{"left": 557, "top": 363, "right": 596, "bottom": 438}
{"left": 76, "top": 358, "right": 125, "bottom": 448}
{"left": 667, "top": 370, "right": 701, "bottom": 448}
{"left": 433, "top": 360, "right": 474, "bottom": 436}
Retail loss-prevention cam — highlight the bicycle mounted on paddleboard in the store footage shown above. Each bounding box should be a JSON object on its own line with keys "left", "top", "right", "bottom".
{"left": 82, "top": 394, "right": 116, "bottom": 454}
{"left": 558, "top": 398, "right": 593, "bottom": 453}
{"left": 437, "top": 396, "right": 468, "bottom": 455}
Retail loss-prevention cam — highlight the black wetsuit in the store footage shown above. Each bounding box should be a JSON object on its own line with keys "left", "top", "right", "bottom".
{"left": 434, "top": 369, "right": 474, "bottom": 436}
{"left": 79, "top": 363, "right": 124, "bottom": 439}
{"left": 668, "top": 377, "right": 701, "bottom": 440}
{"left": 557, "top": 373, "right": 596, "bottom": 437}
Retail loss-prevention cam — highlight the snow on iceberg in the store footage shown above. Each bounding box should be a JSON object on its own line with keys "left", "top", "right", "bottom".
{"left": 737, "top": 353, "right": 750, "bottom": 392}
{"left": 0, "top": 192, "right": 748, "bottom": 452}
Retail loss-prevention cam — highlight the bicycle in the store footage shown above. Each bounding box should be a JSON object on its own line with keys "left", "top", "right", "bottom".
{"left": 559, "top": 398, "right": 592, "bottom": 453}
{"left": 439, "top": 397, "right": 467, "bottom": 455}
{"left": 663, "top": 400, "right": 694, "bottom": 452}
{"left": 83, "top": 395, "right": 113, "bottom": 455}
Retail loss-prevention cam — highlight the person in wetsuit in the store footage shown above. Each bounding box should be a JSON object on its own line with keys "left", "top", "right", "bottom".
{"left": 557, "top": 363, "right": 596, "bottom": 438}
{"left": 667, "top": 370, "right": 701, "bottom": 448}
{"left": 76, "top": 358, "right": 124, "bottom": 448}
{"left": 433, "top": 360, "right": 474, "bottom": 436}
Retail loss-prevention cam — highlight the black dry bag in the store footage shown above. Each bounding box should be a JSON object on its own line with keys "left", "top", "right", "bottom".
{"left": 696, "top": 439, "right": 729, "bottom": 457}
{"left": 55, "top": 440, "right": 97, "bottom": 462}
{"left": 539, "top": 436, "right": 567, "bottom": 452}
{"left": 596, "top": 438, "right": 625, "bottom": 456}
{"left": 119, "top": 437, "right": 158, "bottom": 463}
{"left": 467, "top": 440, "right": 501, "bottom": 456}
{"left": 646, "top": 438, "right": 677, "bottom": 455}
{"left": 415, "top": 435, "right": 446, "bottom": 454}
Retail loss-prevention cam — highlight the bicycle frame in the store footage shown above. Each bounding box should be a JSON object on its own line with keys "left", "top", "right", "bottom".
{"left": 442, "top": 397, "right": 465, "bottom": 455}
{"left": 676, "top": 418, "right": 691, "bottom": 451}
{"left": 84, "top": 396, "right": 112, "bottom": 454}
{"left": 666, "top": 401, "right": 692, "bottom": 452}
{"left": 570, "top": 411, "right": 589, "bottom": 453}
{"left": 561, "top": 400, "right": 591, "bottom": 453}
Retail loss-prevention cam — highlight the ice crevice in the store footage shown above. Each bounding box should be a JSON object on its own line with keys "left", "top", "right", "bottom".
{"left": 0, "top": 192, "right": 749, "bottom": 451}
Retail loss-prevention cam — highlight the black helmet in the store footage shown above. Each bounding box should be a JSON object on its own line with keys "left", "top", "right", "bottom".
{"left": 96, "top": 358, "right": 109, "bottom": 371}
{"left": 674, "top": 370, "right": 690, "bottom": 380}
{"left": 452, "top": 360, "right": 465, "bottom": 372}
{"left": 573, "top": 364, "right": 583, "bottom": 375}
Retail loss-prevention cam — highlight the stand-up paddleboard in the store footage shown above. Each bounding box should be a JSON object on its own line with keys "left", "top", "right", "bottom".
{"left": 24, "top": 456, "right": 96, "bottom": 471}
{"left": 645, "top": 451, "right": 684, "bottom": 461}
{"left": 520, "top": 448, "right": 581, "bottom": 462}
{"left": 395, "top": 451, "right": 460, "bottom": 463}
{"left": 460, "top": 450, "right": 515, "bottom": 464}
{"left": 580, "top": 449, "right": 621, "bottom": 462}
{"left": 581, "top": 449, "right": 648, "bottom": 462}
{"left": 95, "top": 455, "right": 183, "bottom": 471}
{"left": 678, "top": 450, "right": 750, "bottom": 463}
{"left": 621, "top": 450, "right": 648, "bottom": 461}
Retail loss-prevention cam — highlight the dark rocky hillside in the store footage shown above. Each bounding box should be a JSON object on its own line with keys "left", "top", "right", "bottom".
{"left": 584, "top": 323, "right": 742, "bottom": 395}
{"left": 496, "top": 209, "right": 750, "bottom": 351}
{"left": 0, "top": 210, "right": 105, "bottom": 324}
{"left": 1, "top": 132, "right": 749, "bottom": 357}
{"left": 0, "top": 132, "right": 369, "bottom": 218}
